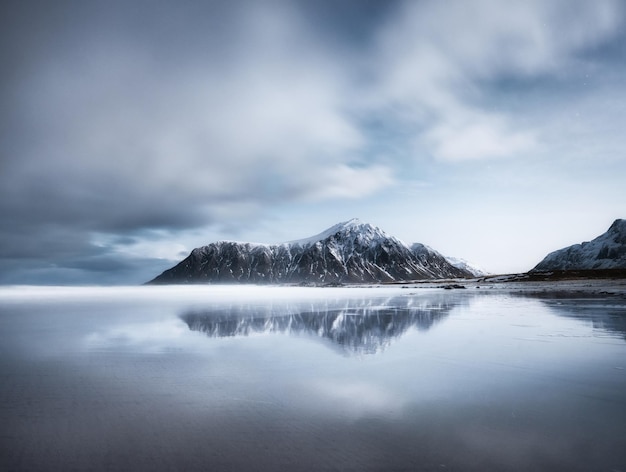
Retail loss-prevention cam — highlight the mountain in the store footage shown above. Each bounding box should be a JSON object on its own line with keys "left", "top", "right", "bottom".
{"left": 444, "top": 256, "right": 491, "bottom": 277}
{"left": 532, "top": 219, "right": 626, "bottom": 271}
{"left": 148, "top": 218, "right": 472, "bottom": 284}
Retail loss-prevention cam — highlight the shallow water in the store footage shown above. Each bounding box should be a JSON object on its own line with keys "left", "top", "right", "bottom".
{"left": 1, "top": 286, "right": 625, "bottom": 471}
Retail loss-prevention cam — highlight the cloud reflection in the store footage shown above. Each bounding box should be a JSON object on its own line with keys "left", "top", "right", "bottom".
{"left": 84, "top": 318, "right": 193, "bottom": 353}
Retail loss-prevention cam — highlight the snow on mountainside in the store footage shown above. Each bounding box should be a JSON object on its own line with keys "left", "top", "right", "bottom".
{"left": 444, "top": 256, "right": 491, "bottom": 277}
{"left": 148, "top": 219, "right": 472, "bottom": 284}
{"left": 532, "top": 219, "right": 626, "bottom": 271}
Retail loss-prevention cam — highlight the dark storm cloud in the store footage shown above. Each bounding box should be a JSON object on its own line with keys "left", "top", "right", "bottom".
{"left": 2, "top": 2, "right": 384, "bottom": 193}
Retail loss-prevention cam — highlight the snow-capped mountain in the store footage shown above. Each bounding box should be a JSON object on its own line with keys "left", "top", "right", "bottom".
{"left": 532, "top": 219, "right": 626, "bottom": 271}
{"left": 444, "top": 256, "right": 491, "bottom": 277}
{"left": 148, "top": 219, "right": 472, "bottom": 284}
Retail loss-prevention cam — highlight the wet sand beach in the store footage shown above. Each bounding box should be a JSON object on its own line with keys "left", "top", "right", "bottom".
{"left": 1, "top": 285, "right": 625, "bottom": 471}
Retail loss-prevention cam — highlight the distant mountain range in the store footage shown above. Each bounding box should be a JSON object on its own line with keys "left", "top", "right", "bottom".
{"left": 148, "top": 219, "right": 472, "bottom": 284}
{"left": 532, "top": 219, "right": 626, "bottom": 271}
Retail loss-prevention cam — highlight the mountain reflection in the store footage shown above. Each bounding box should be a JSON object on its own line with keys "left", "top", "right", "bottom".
{"left": 181, "top": 295, "right": 465, "bottom": 354}
{"left": 536, "top": 296, "right": 626, "bottom": 340}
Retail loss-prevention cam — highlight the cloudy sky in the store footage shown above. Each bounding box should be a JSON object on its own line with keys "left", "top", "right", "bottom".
{"left": 2, "top": 0, "right": 626, "bottom": 284}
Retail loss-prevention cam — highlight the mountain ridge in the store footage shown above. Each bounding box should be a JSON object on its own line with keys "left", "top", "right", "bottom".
{"left": 148, "top": 219, "right": 472, "bottom": 284}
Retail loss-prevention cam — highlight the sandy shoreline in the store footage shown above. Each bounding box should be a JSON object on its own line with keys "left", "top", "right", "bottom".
{"left": 389, "top": 273, "right": 626, "bottom": 297}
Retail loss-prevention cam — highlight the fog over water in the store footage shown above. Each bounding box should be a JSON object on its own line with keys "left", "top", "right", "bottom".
{"left": 1, "top": 286, "right": 625, "bottom": 471}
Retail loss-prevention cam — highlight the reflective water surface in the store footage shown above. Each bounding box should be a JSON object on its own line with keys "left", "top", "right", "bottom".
{"left": 1, "top": 286, "right": 625, "bottom": 471}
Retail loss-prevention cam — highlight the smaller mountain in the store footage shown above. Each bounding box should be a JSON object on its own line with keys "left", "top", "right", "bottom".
{"left": 148, "top": 219, "right": 472, "bottom": 284}
{"left": 532, "top": 219, "right": 626, "bottom": 271}
{"left": 444, "top": 256, "right": 491, "bottom": 277}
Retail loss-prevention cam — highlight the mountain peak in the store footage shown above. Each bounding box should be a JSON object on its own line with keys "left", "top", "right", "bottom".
{"left": 319, "top": 218, "right": 369, "bottom": 235}
{"left": 286, "top": 218, "right": 387, "bottom": 246}
{"left": 608, "top": 219, "right": 626, "bottom": 234}
{"left": 339, "top": 217, "right": 362, "bottom": 227}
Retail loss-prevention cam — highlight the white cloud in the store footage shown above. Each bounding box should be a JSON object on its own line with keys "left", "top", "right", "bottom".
{"left": 371, "top": 0, "right": 623, "bottom": 161}
{"left": 301, "top": 164, "right": 395, "bottom": 201}
{"left": 426, "top": 114, "right": 535, "bottom": 161}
